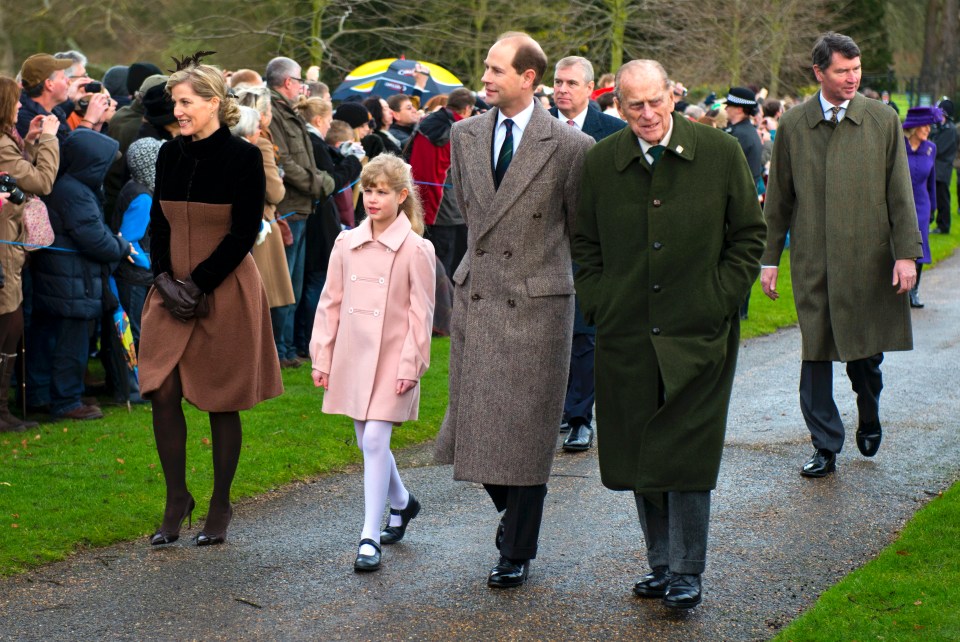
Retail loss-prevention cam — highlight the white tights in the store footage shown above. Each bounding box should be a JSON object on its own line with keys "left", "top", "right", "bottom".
{"left": 355, "top": 420, "right": 410, "bottom": 555}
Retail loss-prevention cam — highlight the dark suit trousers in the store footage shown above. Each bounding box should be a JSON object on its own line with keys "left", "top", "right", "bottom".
{"left": 799, "top": 355, "right": 883, "bottom": 453}
{"left": 484, "top": 483, "right": 547, "bottom": 561}
{"left": 563, "top": 333, "right": 595, "bottom": 425}
{"left": 635, "top": 491, "right": 711, "bottom": 575}
{"left": 936, "top": 180, "right": 951, "bottom": 233}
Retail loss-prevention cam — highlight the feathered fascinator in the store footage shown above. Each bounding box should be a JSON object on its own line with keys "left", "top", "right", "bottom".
{"left": 168, "top": 51, "right": 217, "bottom": 73}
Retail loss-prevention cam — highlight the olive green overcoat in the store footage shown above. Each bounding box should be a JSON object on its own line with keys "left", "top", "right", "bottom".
{"left": 762, "top": 92, "right": 922, "bottom": 362}
{"left": 572, "top": 114, "right": 766, "bottom": 492}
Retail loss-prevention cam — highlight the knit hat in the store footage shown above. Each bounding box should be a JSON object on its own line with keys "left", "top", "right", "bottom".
{"left": 126, "top": 62, "right": 162, "bottom": 96}
{"left": 19, "top": 54, "right": 73, "bottom": 89}
{"left": 903, "top": 106, "right": 943, "bottom": 130}
{"left": 102, "top": 66, "right": 129, "bottom": 98}
{"left": 938, "top": 98, "right": 955, "bottom": 120}
{"left": 137, "top": 74, "right": 168, "bottom": 96}
{"left": 725, "top": 87, "right": 759, "bottom": 115}
{"left": 126, "top": 137, "right": 163, "bottom": 191}
{"left": 142, "top": 83, "right": 176, "bottom": 127}
{"left": 335, "top": 102, "right": 372, "bottom": 129}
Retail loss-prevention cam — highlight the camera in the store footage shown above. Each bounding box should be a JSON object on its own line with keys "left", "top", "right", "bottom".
{"left": 84, "top": 81, "right": 102, "bottom": 93}
{"left": 0, "top": 174, "right": 25, "bottom": 206}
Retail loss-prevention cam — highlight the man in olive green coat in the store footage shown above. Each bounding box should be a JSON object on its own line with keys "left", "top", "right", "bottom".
{"left": 761, "top": 33, "right": 922, "bottom": 479}
{"left": 573, "top": 60, "right": 765, "bottom": 610}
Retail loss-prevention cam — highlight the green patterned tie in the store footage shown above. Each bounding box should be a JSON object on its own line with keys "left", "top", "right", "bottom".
{"left": 648, "top": 144, "right": 665, "bottom": 168}
{"left": 495, "top": 119, "right": 514, "bottom": 189}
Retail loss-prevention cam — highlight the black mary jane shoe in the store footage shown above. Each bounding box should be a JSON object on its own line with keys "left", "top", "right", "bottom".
{"left": 354, "top": 538, "right": 382, "bottom": 572}
{"left": 633, "top": 566, "right": 672, "bottom": 598}
{"left": 800, "top": 448, "right": 836, "bottom": 478}
{"left": 487, "top": 556, "right": 529, "bottom": 588}
{"left": 663, "top": 573, "right": 702, "bottom": 609}
{"left": 380, "top": 494, "right": 421, "bottom": 545}
{"left": 149, "top": 495, "right": 195, "bottom": 546}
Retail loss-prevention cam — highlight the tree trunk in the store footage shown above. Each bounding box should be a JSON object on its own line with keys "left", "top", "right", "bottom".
{"left": 605, "top": 0, "right": 627, "bottom": 74}
{"left": 939, "top": 0, "right": 959, "bottom": 99}
{"left": 920, "top": 0, "right": 944, "bottom": 96}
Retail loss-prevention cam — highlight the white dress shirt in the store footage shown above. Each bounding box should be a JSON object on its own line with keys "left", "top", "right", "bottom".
{"left": 819, "top": 92, "right": 850, "bottom": 122}
{"left": 556, "top": 106, "right": 589, "bottom": 130}
{"left": 493, "top": 100, "right": 536, "bottom": 167}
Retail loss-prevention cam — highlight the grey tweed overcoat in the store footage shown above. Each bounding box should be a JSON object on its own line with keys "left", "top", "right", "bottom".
{"left": 763, "top": 92, "right": 922, "bottom": 362}
{"left": 434, "top": 102, "right": 594, "bottom": 486}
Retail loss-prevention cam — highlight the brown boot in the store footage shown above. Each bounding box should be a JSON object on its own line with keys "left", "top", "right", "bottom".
{"left": 0, "top": 353, "right": 37, "bottom": 431}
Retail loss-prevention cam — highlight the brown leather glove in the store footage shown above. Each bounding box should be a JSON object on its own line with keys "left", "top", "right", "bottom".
{"left": 153, "top": 273, "right": 208, "bottom": 322}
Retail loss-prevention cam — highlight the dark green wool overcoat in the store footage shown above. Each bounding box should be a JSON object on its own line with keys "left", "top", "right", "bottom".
{"left": 763, "top": 92, "right": 922, "bottom": 362}
{"left": 572, "top": 114, "right": 766, "bottom": 493}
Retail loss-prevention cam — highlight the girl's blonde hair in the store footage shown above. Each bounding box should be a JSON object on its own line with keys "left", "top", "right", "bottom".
{"left": 360, "top": 154, "right": 425, "bottom": 236}
{"left": 166, "top": 64, "right": 241, "bottom": 127}
{"left": 295, "top": 96, "right": 333, "bottom": 122}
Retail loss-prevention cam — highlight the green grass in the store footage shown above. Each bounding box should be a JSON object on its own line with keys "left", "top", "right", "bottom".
{"left": 774, "top": 484, "right": 960, "bottom": 641}
{"left": 0, "top": 338, "right": 449, "bottom": 575}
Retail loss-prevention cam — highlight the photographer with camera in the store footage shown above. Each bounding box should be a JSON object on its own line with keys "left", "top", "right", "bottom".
{"left": 16, "top": 53, "right": 111, "bottom": 143}
{"left": 0, "top": 75, "right": 61, "bottom": 432}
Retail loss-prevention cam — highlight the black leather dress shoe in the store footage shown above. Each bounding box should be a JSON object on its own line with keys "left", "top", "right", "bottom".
{"left": 562, "top": 423, "right": 593, "bottom": 452}
{"left": 354, "top": 538, "right": 382, "bottom": 572}
{"left": 663, "top": 573, "right": 702, "bottom": 609}
{"left": 380, "top": 494, "right": 421, "bottom": 545}
{"left": 488, "top": 556, "right": 529, "bottom": 588}
{"left": 801, "top": 449, "right": 836, "bottom": 478}
{"left": 856, "top": 422, "right": 882, "bottom": 457}
{"left": 633, "top": 566, "right": 671, "bottom": 598}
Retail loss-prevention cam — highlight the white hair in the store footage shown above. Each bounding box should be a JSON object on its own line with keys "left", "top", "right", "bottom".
{"left": 555, "top": 56, "right": 595, "bottom": 84}
{"left": 230, "top": 106, "right": 261, "bottom": 139}
{"left": 264, "top": 57, "right": 300, "bottom": 89}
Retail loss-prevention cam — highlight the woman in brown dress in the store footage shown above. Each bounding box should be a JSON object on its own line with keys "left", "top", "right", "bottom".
{"left": 139, "top": 59, "right": 283, "bottom": 546}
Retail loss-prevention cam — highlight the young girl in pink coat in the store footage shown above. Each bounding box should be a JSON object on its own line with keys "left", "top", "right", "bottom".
{"left": 311, "top": 154, "right": 436, "bottom": 572}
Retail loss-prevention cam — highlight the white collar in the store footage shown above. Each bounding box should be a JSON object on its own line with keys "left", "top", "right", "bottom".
{"left": 819, "top": 92, "right": 850, "bottom": 117}
{"left": 497, "top": 99, "right": 536, "bottom": 132}
{"left": 557, "top": 105, "right": 590, "bottom": 130}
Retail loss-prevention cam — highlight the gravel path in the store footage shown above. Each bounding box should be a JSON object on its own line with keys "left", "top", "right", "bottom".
{"left": 2, "top": 255, "right": 959, "bottom": 641}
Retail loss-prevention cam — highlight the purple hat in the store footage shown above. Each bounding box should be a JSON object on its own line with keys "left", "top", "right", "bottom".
{"left": 903, "top": 106, "right": 943, "bottom": 129}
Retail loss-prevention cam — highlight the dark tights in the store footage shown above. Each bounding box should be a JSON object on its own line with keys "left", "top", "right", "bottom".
{"left": 152, "top": 367, "right": 241, "bottom": 535}
{"left": 0, "top": 306, "right": 24, "bottom": 354}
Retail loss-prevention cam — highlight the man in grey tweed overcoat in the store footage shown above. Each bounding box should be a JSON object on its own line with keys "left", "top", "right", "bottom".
{"left": 434, "top": 32, "right": 593, "bottom": 588}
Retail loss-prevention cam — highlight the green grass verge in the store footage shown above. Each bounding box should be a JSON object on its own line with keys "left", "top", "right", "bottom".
{"left": 0, "top": 338, "right": 449, "bottom": 576}
{"left": 774, "top": 483, "right": 960, "bottom": 641}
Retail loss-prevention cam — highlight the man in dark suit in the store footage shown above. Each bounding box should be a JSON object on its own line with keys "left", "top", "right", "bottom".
{"left": 435, "top": 33, "right": 593, "bottom": 589}
{"left": 549, "top": 56, "right": 624, "bottom": 452}
{"left": 930, "top": 99, "right": 957, "bottom": 234}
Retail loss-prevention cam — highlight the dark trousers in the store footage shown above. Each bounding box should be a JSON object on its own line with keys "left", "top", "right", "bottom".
{"left": 427, "top": 224, "right": 467, "bottom": 281}
{"left": 635, "top": 491, "right": 711, "bottom": 575}
{"left": 26, "top": 313, "right": 90, "bottom": 415}
{"left": 294, "top": 269, "right": 326, "bottom": 356}
{"left": 799, "top": 355, "right": 883, "bottom": 453}
{"left": 483, "top": 483, "right": 547, "bottom": 561}
{"left": 563, "top": 333, "right": 595, "bottom": 425}
{"left": 936, "top": 180, "right": 951, "bottom": 233}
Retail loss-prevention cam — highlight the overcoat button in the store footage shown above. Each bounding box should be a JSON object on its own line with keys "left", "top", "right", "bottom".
{"left": 378, "top": 277, "right": 385, "bottom": 284}
{"left": 476, "top": 249, "right": 486, "bottom": 256}
{"left": 373, "top": 310, "right": 380, "bottom": 317}
{"left": 653, "top": 199, "right": 662, "bottom": 207}
{"left": 533, "top": 213, "right": 542, "bottom": 219}
{"left": 507, "top": 299, "right": 516, "bottom": 307}
{"left": 350, "top": 275, "right": 357, "bottom": 281}
{"left": 653, "top": 284, "right": 661, "bottom": 292}
{"left": 503, "top": 251, "right": 512, "bottom": 258}
{"left": 652, "top": 327, "right": 661, "bottom": 335}
{"left": 471, "top": 293, "right": 481, "bottom": 301}
{"left": 348, "top": 307, "right": 354, "bottom": 314}
{"left": 653, "top": 241, "right": 663, "bottom": 250}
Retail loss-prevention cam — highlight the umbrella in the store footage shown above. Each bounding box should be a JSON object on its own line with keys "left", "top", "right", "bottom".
{"left": 332, "top": 58, "right": 463, "bottom": 101}
{"left": 107, "top": 276, "right": 139, "bottom": 411}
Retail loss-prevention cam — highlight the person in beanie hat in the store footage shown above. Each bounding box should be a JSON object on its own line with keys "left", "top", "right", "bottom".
{"left": 930, "top": 98, "right": 957, "bottom": 234}
{"left": 139, "top": 83, "right": 179, "bottom": 140}
{"left": 103, "top": 66, "right": 131, "bottom": 107}
{"left": 902, "top": 106, "right": 942, "bottom": 308}
{"left": 334, "top": 101, "right": 373, "bottom": 141}
{"left": 125, "top": 62, "right": 162, "bottom": 98}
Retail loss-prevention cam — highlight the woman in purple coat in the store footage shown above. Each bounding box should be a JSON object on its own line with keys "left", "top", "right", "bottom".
{"left": 903, "top": 106, "right": 940, "bottom": 308}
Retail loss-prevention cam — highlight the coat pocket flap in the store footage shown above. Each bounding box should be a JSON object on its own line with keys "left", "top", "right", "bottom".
{"left": 525, "top": 274, "right": 575, "bottom": 297}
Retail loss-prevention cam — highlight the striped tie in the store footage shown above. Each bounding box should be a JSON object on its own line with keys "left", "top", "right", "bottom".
{"left": 830, "top": 106, "right": 841, "bottom": 123}
{"left": 495, "top": 119, "right": 514, "bottom": 189}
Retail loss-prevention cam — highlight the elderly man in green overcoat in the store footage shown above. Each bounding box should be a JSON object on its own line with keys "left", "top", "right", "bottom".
{"left": 761, "top": 33, "right": 922, "bottom": 479}
{"left": 572, "top": 60, "right": 765, "bottom": 610}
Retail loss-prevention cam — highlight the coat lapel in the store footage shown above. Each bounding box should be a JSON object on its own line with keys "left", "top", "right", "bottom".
{"left": 475, "top": 103, "right": 558, "bottom": 239}
{"left": 458, "top": 109, "right": 498, "bottom": 221}
{"left": 613, "top": 113, "right": 695, "bottom": 174}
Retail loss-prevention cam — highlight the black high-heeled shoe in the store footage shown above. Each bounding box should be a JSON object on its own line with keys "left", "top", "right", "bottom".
{"left": 354, "top": 538, "right": 382, "bottom": 572}
{"left": 149, "top": 494, "right": 196, "bottom": 546}
{"left": 196, "top": 505, "right": 233, "bottom": 546}
{"left": 380, "top": 494, "right": 421, "bottom": 545}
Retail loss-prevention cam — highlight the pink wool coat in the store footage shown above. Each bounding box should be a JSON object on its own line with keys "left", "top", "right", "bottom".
{"left": 310, "top": 214, "right": 436, "bottom": 423}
